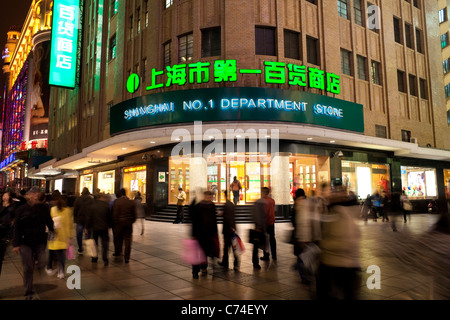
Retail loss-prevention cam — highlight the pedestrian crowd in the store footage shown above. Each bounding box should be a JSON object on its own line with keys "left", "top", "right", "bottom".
{"left": 0, "top": 186, "right": 142, "bottom": 300}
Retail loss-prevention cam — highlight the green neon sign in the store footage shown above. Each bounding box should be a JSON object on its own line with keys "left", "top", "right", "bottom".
{"left": 127, "top": 73, "right": 140, "bottom": 93}
{"left": 49, "top": 0, "right": 80, "bottom": 89}
{"left": 135, "top": 60, "right": 340, "bottom": 94}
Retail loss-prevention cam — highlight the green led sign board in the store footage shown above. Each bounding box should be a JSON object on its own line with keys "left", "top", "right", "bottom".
{"left": 49, "top": 0, "right": 80, "bottom": 89}
{"left": 138, "top": 60, "right": 340, "bottom": 94}
{"left": 110, "top": 87, "right": 363, "bottom": 136}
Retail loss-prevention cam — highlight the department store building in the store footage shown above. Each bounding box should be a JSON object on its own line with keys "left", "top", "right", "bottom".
{"left": 27, "top": 0, "right": 450, "bottom": 217}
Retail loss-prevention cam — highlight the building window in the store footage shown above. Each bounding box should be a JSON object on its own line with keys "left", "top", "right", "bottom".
{"left": 413, "top": 0, "right": 419, "bottom": 9}
{"left": 416, "top": 28, "right": 423, "bottom": 53}
{"left": 136, "top": 7, "right": 141, "bottom": 34}
{"left": 178, "top": 33, "right": 193, "bottom": 63}
{"left": 401, "top": 166, "right": 438, "bottom": 199}
{"left": 353, "top": 0, "right": 363, "bottom": 26}
{"left": 164, "top": 41, "right": 171, "bottom": 67}
{"left": 337, "top": 0, "right": 349, "bottom": 19}
{"left": 109, "top": 35, "right": 116, "bottom": 61}
{"left": 165, "top": 0, "right": 173, "bottom": 9}
{"left": 111, "top": 0, "right": 118, "bottom": 17}
{"left": 142, "top": 58, "right": 147, "bottom": 82}
{"left": 445, "top": 83, "right": 450, "bottom": 98}
{"left": 398, "top": 70, "right": 406, "bottom": 93}
{"left": 401, "top": 130, "right": 411, "bottom": 142}
{"left": 371, "top": 60, "right": 382, "bottom": 85}
{"left": 409, "top": 74, "right": 417, "bottom": 96}
{"left": 341, "top": 49, "right": 352, "bottom": 76}
{"left": 439, "top": 8, "right": 448, "bottom": 24}
{"left": 129, "top": 15, "right": 134, "bottom": 40}
{"left": 145, "top": 0, "right": 149, "bottom": 28}
{"left": 306, "top": 36, "right": 320, "bottom": 65}
{"left": 284, "top": 29, "right": 300, "bottom": 60}
{"left": 404, "top": 23, "right": 413, "bottom": 49}
{"left": 394, "top": 17, "right": 402, "bottom": 44}
{"left": 255, "top": 27, "right": 276, "bottom": 56}
{"left": 419, "top": 78, "right": 427, "bottom": 99}
{"left": 448, "top": 110, "right": 450, "bottom": 125}
{"left": 441, "top": 32, "right": 449, "bottom": 48}
{"left": 444, "top": 58, "right": 450, "bottom": 74}
{"left": 375, "top": 125, "right": 387, "bottom": 139}
{"left": 201, "top": 27, "right": 221, "bottom": 57}
{"left": 357, "top": 55, "right": 367, "bottom": 80}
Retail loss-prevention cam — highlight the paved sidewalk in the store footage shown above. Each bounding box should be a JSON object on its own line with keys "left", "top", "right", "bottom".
{"left": 0, "top": 213, "right": 443, "bottom": 300}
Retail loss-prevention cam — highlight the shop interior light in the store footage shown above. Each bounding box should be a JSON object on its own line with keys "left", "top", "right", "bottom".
{"left": 150, "top": 141, "right": 156, "bottom": 144}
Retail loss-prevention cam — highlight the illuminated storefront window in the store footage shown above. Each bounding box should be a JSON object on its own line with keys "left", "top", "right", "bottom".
{"left": 341, "top": 161, "right": 391, "bottom": 199}
{"left": 290, "top": 155, "right": 330, "bottom": 199}
{"left": 401, "top": 166, "right": 437, "bottom": 199}
{"left": 123, "top": 166, "right": 146, "bottom": 202}
{"left": 169, "top": 160, "right": 190, "bottom": 205}
{"left": 98, "top": 170, "right": 115, "bottom": 195}
{"left": 80, "top": 174, "right": 94, "bottom": 194}
{"left": 444, "top": 169, "right": 450, "bottom": 199}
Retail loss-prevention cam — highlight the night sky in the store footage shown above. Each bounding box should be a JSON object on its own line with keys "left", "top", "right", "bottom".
{"left": 0, "top": 0, "right": 33, "bottom": 104}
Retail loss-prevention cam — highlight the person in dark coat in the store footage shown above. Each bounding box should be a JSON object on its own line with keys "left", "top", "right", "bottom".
{"left": 190, "top": 191, "right": 219, "bottom": 278}
{"left": 219, "top": 190, "right": 239, "bottom": 270}
{"left": 112, "top": 188, "right": 136, "bottom": 263}
{"left": 251, "top": 194, "right": 267, "bottom": 270}
{"left": 12, "top": 187, "right": 54, "bottom": 300}
{"left": 85, "top": 193, "right": 113, "bottom": 265}
{"left": 0, "top": 191, "right": 16, "bottom": 277}
{"left": 73, "top": 187, "right": 94, "bottom": 254}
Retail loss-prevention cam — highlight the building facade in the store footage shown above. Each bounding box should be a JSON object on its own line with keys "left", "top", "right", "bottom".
{"left": 35, "top": 0, "right": 450, "bottom": 217}
{"left": 0, "top": 0, "right": 54, "bottom": 191}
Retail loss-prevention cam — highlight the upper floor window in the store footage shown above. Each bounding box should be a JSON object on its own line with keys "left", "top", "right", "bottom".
{"left": 337, "top": 0, "right": 349, "bottom": 20}
{"left": 165, "top": 0, "right": 173, "bottom": 9}
{"left": 284, "top": 29, "right": 300, "bottom": 60}
{"left": 201, "top": 27, "right": 221, "bottom": 57}
{"left": 439, "top": 8, "right": 448, "bottom": 24}
{"left": 179, "top": 33, "right": 193, "bottom": 63}
{"left": 255, "top": 27, "right": 276, "bottom": 56}
{"left": 111, "top": 0, "right": 118, "bottom": 17}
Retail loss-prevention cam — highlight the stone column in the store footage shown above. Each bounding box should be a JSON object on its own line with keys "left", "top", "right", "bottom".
{"left": 189, "top": 154, "right": 208, "bottom": 202}
{"left": 270, "top": 152, "right": 291, "bottom": 218}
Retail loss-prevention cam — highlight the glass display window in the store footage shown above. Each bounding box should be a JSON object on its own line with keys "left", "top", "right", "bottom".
{"left": 98, "top": 170, "right": 115, "bottom": 195}
{"left": 168, "top": 160, "right": 190, "bottom": 205}
{"left": 444, "top": 169, "right": 450, "bottom": 199}
{"left": 341, "top": 161, "right": 390, "bottom": 200}
{"left": 80, "top": 174, "right": 94, "bottom": 194}
{"left": 290, "top": 154, "right": 329, "bottom": 200}
{"left": 401, "top": 166, "right": 437, "bottom": 199}
{"left": 123, "top": 166, "right": 146, "bottom": 203}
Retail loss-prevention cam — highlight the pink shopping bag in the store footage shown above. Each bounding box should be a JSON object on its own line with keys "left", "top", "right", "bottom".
{"left": 181, "top": 239, "right": 207, "bottom": 265}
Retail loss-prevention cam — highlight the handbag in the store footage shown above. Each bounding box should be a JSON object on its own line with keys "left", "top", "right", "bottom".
{"left": 83, "top": 238, "right": 97, "bottom": 257}
{"left": 231, "top": 233, "right": 245, "bottom": 255}
{"left": 181, "top": 238, "right": 207, "bottom": 265}
{"left": 66, "top": 243, "right": 76, "bottom": 260}
{"left": 249, "top": 229, "right": 266, "bottom": 249}
{"left": 299, "top": 242, "right": 321, "bottom": 275}
{"left": 403, "top": 201, "right": 413, "bottom": 211}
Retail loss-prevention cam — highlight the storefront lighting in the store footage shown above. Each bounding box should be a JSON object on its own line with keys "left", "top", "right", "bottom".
{"left": 150, "top": 141, "right": 156, "bottom": 144}
{"left": 330, "top": 140, "right": 336, "bottom": 143}
{"left": 122, "top": 147, "right": 127, "bottom": 150}
{"left": 307, "top": 138, "right": 313, "bottom": 141}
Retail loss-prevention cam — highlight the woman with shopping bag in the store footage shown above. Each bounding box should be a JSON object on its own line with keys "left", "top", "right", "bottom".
{"left": 46, "top": 191, "right": 74, "bottom": 279}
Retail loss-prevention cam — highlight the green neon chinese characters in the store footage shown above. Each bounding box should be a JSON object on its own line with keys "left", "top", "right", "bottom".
{"left": 141, "top": 59, "right": 340, "bottom": 94}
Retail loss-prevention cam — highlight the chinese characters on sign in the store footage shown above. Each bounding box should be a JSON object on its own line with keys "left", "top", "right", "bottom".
{"left": 143, "top": 60, "right": 340, "bottom": 94}
{"left": 49, "top": 0, "right": 80, "bottom": 88}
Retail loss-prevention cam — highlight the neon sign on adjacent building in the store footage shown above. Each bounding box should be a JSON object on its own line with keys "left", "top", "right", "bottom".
{"left": 49, "top": 0, "right": 80, "bottom": 88}
{"left": 129, "top": 60, "right": 341, "bottom": 95}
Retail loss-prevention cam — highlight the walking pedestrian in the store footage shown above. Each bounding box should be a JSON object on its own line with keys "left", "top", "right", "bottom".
{"left": 173, "top": 187, "right": 186, "bottom": 224}
{"left": 381, "top": 191, "right": 390, "bottom": 222}
{"left": 362, "top": 194, "right": 372, "bottom": 222}
{"left": 12, "top": 187, "right": 54, "bottom": 300}
{"left": 400, "top": 191, "right": 412, "bottom": 222}
{"left": 73, "top": 187, "right": 94, "bottom": 255}
{"left": 112, "top": 188, "right": 136, "bottom": 263}
{"left": 261, "top": 187, "right": 277, "bottom": 261}
{"left": 316, "top": 187, "right": 361, "bottom": 300}
{"left": 294, "top": 188, "right": 322, "bottom": 284}
{"left": 85, "top": 193, "right": 113, "bottom": 266}
{"left": 46, "top": 193, "right": 74, "bottom": 279}
{"left": 230, "top": 176, "right": 242, "bottom": 205}
{"left": 218, "top": 190, "right": 239, "bottom": 270}
{"left": 372, "top": 190, "right": 381, "bottom": 222}
{"left": 0, "top": 191, "right": 16, "bottom": 277}
{"left": 134, "top": 191, "right": 146, "bottom": 235}
{"left": 191, "top": 191, "right": 219, "bottom": 278}
{"left": 251, "top": 192, "right": 267, "bottom": 270}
